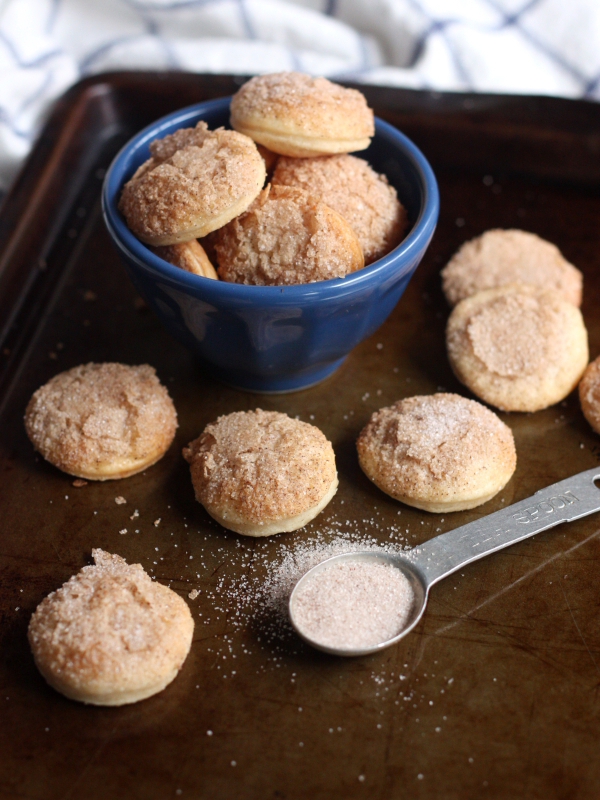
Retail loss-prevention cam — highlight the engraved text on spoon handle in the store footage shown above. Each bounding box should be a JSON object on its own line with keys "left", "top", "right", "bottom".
{"left": 408, "top": 467, "right": 600, "bottom": 587}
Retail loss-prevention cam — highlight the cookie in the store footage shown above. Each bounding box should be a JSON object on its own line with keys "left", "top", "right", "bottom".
{"left": 441, "top": 229, "right": 583, "bottom": 307}
{"left": 119, "top": 121, "right": 266, "bottom": 246}
{"left": 272, "top": 154, "right": 407, "bottom": 264}
{"left": 230, "top": 72, "right": 374, "bottom": 157}
{"left": 183, "top": 409, "right": 338, "bottom": 536}
{"left": 215, "top": 184, "right": 364, "bottom": 285}
{"left": 28, "top": 550, "right": 194, "bottom": 706}
{"left": 579, "top": 356, "right": 600, "bottom": 434}
{"left": 153, "top": 239, "right": 218, "bottom": 279}
{"left": 25, "top": 363, "right": 177, "bottom": 480}
{"left": 446, "top": 283, "right": 588, "bottom": 412}
{"left": 357, "top": 393, "right": 516, "bottom": 512}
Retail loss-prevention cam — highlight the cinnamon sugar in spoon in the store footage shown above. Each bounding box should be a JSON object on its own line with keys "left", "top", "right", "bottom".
{"left": 289, "top": 467, "right": 600, "bottom": 656}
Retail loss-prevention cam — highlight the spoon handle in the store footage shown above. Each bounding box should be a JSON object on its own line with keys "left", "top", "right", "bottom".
{"left": 408, "top": 467, "right": 600, "bottom": 587}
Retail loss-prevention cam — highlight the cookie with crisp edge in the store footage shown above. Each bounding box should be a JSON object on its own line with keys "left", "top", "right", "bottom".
{"left": 446, "top": 283, "right": 588, "bottom": 412}
{"left": 272, "top": 154, "right": 407, "bottom": 264}
{"left": 24, "top": 363, "right": 177, "bottom": 480}
{"left": 215, "top": 184, "right": 364, "bottom": 285}
{"left": 579, "top": 356, "right": 600, "bottom": 434}
{"left": 441, "top": 229, "right": 583, "bottom": 307}
{"left": 357, "top": 393, "right": 516, "bottom": 513}
{"left": 153, "top": 239, "right": 218, "bottom": 279}
{"left": 183, "top": 409, "right": 338, "bottom": 536}
{"left": 119, "top": 122, "right": 266, "bottom": 246}
{"left": 28, "top": 550, "right": 194, "bottom": 706}
{"left": 230, "top": 72, "right": 374, "bottom": 157}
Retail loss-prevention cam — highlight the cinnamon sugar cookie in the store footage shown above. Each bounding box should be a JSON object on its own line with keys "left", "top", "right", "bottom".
{"left": 357, "top": 393, "right": 516, "bottom": 512}
{"left": 183, "top": 409, "right": 338, "bottom": 536}
{"left": 230, "top": 72, "right": 374, "bottom": 157}
{"left": 28, "top": 550, "right": 194, "bottom": 706}
{"left": 119, "top": 121, "right": 266, "bottom": 246}
{"left": 25, "top": 363, "right": 177, "bottom": 480}
{"left": 579, "top": 356, "right": 600, "bottom": 434}
{"left": 215, "top": 184, "right": 364, "bottom": 285}
{"left": 446, "top": 284, "right": 588, "bottom": 412}
{"left": 272, "top": 154, "right": 407, "bottom": 264}
{"left": 153, "top": 239, "right": 218, "bottom": 279}
{"left": 441, "top": 229, "right": 583, "bottom": 307}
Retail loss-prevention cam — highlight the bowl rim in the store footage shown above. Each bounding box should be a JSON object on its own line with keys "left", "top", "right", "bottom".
{"left": 102, "top": 95, "right": 439, "bottom": 301}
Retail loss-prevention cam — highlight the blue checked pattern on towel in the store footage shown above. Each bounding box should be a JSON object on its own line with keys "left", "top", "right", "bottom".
{"left": 0, "top": 0, "right": 599, "bottom": 191}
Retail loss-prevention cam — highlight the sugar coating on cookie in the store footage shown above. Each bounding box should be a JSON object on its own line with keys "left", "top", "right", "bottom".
{"left": 579, "top": 356, "right": 600, "bottom": 435}
{"left": 446, "top": 283, "right": 588, "bottom": 412}
{"left": 441, "top": 229, "right": 583, "bottom": 307}
{"left": 272, "top": 154, "right": 408, "bottom": 264}
{"left": 183, "top": 409, "right": 338, "bottom": 536}
{"left": 215, "top": 184, "right": 364, "bottom": 285}
{"left": 28, "top": 550, "right": 194, "bottom": 706}
{"left": 153, "top": 239, "right": 218, "bottom": 279}
{"left": 230, "top": 72, "right": 374, "bottom": 157}
{"left": 25, "top": 363, "right": 177, "bottom": 480}
{"left": 357, "top": 393, "right": 516, "bottom": 512}
{"left": 119, "top": 121, "right": 266, "bottom": 246}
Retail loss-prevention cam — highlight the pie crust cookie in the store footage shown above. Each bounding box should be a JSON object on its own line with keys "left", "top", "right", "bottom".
{"left": 183, "top": 409, "right": 338, "bottom": 536}
{"left": 441, "top": 229, "right": 583, "bottom": 307}
{"left": 446, "top": 283, "right": 588, "bottom": 412}
{"left": 25, "top": 363, "right": 178, "bottom": 480}
{"left": 153, "top": 239, "right": 218, "bottom": 279}
{"left": 272, "top": 154, "right": 407, "bottom": 264}
{"left": 119, "top": 121, "right": 266, "bottom": 246}
{"left": 357, "top": 393, "right": 516, "bottom": 512}
{"left": 215, "top": 184, "right": 364, "bottom": 285}
{"left": 230, "top": 72, "right": 374, "bottom": 158}
{"left": 579, "top": 356, "right": 600, "bottom": 435}
{"left": 28, "top": 550, "right": 194, "bottom": 706}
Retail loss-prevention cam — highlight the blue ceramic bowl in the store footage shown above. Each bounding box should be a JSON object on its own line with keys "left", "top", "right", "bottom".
{"left": 102, "top": 97, "right": 439, "bottom": 393}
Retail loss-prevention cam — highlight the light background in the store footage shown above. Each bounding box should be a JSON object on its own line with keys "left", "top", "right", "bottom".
{"left": 1, "top": 0, "right": 599, "bottom": 190}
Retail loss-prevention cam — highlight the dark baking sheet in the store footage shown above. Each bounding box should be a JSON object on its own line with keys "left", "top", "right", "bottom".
{"left": 1, "top": 73, "right": 600, "bottom": 800}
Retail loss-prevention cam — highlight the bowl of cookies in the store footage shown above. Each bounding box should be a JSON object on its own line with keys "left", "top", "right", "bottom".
{"left": 103, "top": 72, "right": 439, "bottom": 393}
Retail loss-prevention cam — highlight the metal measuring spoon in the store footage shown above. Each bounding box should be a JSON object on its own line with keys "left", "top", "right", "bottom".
{"left": 289, "top": 467, "right": 600, "bottom": 657}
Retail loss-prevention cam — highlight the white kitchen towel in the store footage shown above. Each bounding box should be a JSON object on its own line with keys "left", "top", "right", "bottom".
{"left": 0, "top": 0, "right": 599, "bottom": 191}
